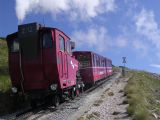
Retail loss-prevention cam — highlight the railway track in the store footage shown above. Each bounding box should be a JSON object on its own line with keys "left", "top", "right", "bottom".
{"left": 8, "top": 72, "right": 118, "bottom": 120}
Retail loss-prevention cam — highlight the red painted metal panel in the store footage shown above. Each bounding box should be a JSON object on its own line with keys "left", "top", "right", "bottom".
{"left": 8, "top": 53, "right": 21, "bottom": 87}
{"left": 55, "top": 30, "right": 78, "bottom": 89}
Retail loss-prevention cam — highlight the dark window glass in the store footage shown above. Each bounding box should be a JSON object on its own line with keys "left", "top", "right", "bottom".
{"left": 96, "top": 56, "right": 98, "bottom": 67}
{"left": 67, "top": 41, "right": 71, "bottom": 54}
{"left": 43, "top": 32, "right": 53, "bottom": 48}
{"left": 59, "top": 36, "right": 65, "bottom": 51}
{"left": 102, "top": 60, "right": 104, "bottom": 67}
{"left": 10, "top": 38, "right": 19, "bottom": 52}
{"left": 95, "top": 55, "right": 97, "bottom": 67}
{"left": 98, "top": 56, "right": 100, "bottom": 66}
{"left": 77, "top": 55, "right": 91, "bottom": 68}
{"left": 92, "top": 55, "right": 94, "bottom": 67}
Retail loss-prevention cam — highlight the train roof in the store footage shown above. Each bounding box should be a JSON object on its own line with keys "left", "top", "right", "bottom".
{"left": 6, "top": 26, "right": 70, "bottom": 40}
{"left": 73, "top": 51, "right": 112, "bottom": 61}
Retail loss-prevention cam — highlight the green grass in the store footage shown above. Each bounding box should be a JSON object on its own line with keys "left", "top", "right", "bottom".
{"left": 124, "top": 71, "right": 160, "bottom": 120}
{"left": 0, "top": 38, "right": 15, "bottom": 115}
{"left": 0, "top": 39, "right": 11, "bottom": 92}
{"left": 0, "top": 37, "right": 5, "bottom": 39}
{"left": 0, "top": 39, "right": 23, "bottom": 116}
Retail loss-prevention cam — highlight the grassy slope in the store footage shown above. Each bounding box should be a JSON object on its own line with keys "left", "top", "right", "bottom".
{"left": 0, "top": 38, "right": 14, "bottom": 116}
{"left": 125, "top": 70, "right": 160, "bottom": 120}
{"left": 0, "top": 38, "right": 11, "bottom": 92}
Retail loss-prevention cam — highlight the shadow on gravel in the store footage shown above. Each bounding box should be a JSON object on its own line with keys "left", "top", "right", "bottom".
{"left": 0, "top": 91, "right": 28, "bottom": 117}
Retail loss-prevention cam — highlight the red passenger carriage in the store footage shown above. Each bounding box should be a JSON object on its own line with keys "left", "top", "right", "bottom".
{"left": 73, "top": 51, "right": 113, "bottom": 86}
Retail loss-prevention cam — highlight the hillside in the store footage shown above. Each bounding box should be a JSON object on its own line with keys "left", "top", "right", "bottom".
{"left": 124, "top": 70, "right": 160, "bottom": 120}
{"left": 0, "top": 38, "right": 11, "bottom": 92}
{"left": 0, "top": 38, "right": 13, "bottom": 116}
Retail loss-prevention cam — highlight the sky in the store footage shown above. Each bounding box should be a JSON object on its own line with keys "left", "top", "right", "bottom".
{"left": 0, "top": 0, "right": 160, "bottom": 73}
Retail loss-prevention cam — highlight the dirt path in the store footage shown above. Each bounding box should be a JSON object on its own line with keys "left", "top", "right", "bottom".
{"left": 71, "top": 75, "right": 132, "bottom": 120}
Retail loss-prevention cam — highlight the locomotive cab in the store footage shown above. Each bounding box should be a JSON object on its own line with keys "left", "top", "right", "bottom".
{"left": 7, "top": 23, "right": 80, "bottom": 105}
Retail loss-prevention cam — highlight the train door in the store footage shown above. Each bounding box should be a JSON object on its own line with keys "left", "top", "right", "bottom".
{"left": 106, "top": 60, "right": 108, "bottom": 76}
{"left": 58, "top": 35, "right": 68, "bottom": 87}
{"left": 42, "top": 30, "right": 55, "bottom": 85}
{"left": 92, "top": 53, "right": 95, "bottom": 81}
{"left": 105, "top": 59, "right": 107, "bottom": 77}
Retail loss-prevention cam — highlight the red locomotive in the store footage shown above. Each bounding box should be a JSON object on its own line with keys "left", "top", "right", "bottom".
{"left": 73, "top": 51, "right": 112, "bottom": 86}
{"left": 6, "top": 23, "right": 112, "bottom": 107}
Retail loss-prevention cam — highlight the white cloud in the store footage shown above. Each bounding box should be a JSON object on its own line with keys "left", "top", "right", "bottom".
{"left": 71, "top": 26, "right": 130, "bottom": 52}
{"left": 135, "top": 9, "right": 160, "bottom": 58}
{"left": 150, "top": 64, "right": 160, "bottom": 68}
{"left": 115, "top": 36, "right": 127, "bottom": 48}
{"left": 132, "top": 40, "right": 148, "bottom": 56}
{"left": 15, "top": 0, "right": 117, "bottom": 22}
{"left": 71, "top": 26, "right": 110, "bottom": 52}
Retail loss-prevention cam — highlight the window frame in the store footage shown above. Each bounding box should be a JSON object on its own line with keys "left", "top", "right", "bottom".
{"left": 59, "top": 35, "right": 65, "bottom": 52}
{"left": 42, "top": 31, "right": 53, "bottom": 49}
{"left": 66, "top": 40, "right": 71, "bottom": 54}
{"left": 9, "top": 38, "right": 19, "bottom": 53}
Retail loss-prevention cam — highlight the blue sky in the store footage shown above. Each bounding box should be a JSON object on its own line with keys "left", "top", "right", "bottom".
{"left": 0, "top": 0, "right": 160, "bottom": 73}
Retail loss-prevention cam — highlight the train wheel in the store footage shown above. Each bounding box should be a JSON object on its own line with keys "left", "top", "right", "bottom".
{"left": 53, "top": 95, "right": 59, "bottom": 107}
{"left": 81, "top": 86, "right": 84, "bottom": 93}
{"left": 59, "top": 96, "right": 65, "bottom": 103}
{"left": 45, "top": 96, "right": 52, "bottom": 105}
{"left": 76, "top": 89, "right": 80, "bottom": 97}
{"left": 71, "top": 88, "right": 75, "bottom": 100}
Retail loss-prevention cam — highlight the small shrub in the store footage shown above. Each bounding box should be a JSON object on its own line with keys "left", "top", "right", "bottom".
{"left": 108, "top": 92, "right": 114, "bottom": 96}
{"left": 119, "top": 89, "right": 124, "bottom": 93}
{"left": 86, "top": 112, "right": 100, "bottom": 119}
{"left": 77, "top": 116, "right": 85, "bottom": 120}
{"left": 92, "top": 112, "right": 100, "bottom": 117}
{"left": 122, "top": 100, "right": 128, "bottom": 104}
{"left": 112, "top": 111, "right": 120, "bottom": 115}
{"left": 93, "top": 100, "right": 103, "bottom": 106}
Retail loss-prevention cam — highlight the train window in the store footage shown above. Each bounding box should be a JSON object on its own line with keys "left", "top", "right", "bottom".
{"left": 99, "top": 58, "right": 101, "bottom": 67}
{"left": 107, "top": 61, "right": 108, "bottom": 67}
{"left": 59, "top": 36, "right": 65, "bottom": 51}
{"left": 96, "top": 56, "right": 98, "bottom": 67}
{"left": 94, "top": 56, "right": 96, "bottom": 66}
{"left": 101, "top": 59, "right": 102, "bottom": 66}
{"left": 97, "top": 56, "right": 100, "bottom": 67}
{"left": 9, "top": 38, "right": 19, "bottom": 52}
{"left": 43, "top": 32, "right": 53, "bottom": 48}
{"left": 100, "top": 59, "right": 102, "bottom": 67}
{"left": 77, "top": 55, "right": 91, "bottom": 68}
{"left": 66, "top": 41, "right": 71, "bottom": 54}
{"left": 92, "top": 55, "right": 95, "bottom": 67}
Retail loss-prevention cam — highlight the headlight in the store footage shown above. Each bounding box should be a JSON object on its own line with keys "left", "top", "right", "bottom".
{"left": 50, "top": 84, "right": 57, "bottom": 91}
{"left": 73, "top": 87, "right": 76, "bottom": 91}
{"left": 11, "top": 87, "right": 17, "bottom": 93}
{"left": 78, "top": 85, "right": 81, "bottom": 88}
